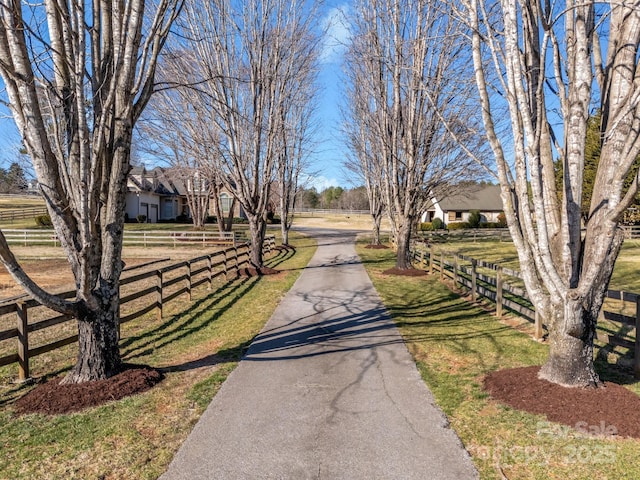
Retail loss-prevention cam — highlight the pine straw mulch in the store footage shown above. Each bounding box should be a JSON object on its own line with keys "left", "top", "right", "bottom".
{"left": 365, "top": 244, "right": 390, "bottom": 250}
{"left": 382, "top": 267, "right": 428, "bottom": 276}
{"left": 484, "top": 366, "right": 640, "bottom": 439}
{"left": 13, "top": 365, "right": 163, "bottom": 416}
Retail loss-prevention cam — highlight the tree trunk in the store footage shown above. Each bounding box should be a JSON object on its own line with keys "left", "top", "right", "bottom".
{"left": 248, "top": 214, "right": 266, "bottom": 268}
{"left": 395, "top": 220, "right": 413, "bottom": 269}
{"left": 61, "top": 291, "right": 122, "bottom": 384}
{"left": 225, "top": 202, "right": 235, "bottom": 232}
{"left": 281, "top": 224, "right": 289, "bottom": 246}
{"left": 371, "top": 214, "right": 382, "bottom": 245}
{"left": 538, "top": 296, "right": 601, "bottom": 387}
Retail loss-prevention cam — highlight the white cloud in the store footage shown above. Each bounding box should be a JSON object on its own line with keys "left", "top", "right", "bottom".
{"left": 320, "top": 4, "right": 351, "bottom": 64}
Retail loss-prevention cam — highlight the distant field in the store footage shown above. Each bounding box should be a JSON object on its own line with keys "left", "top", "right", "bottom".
{"left": 292, "top": 211, "right": 391, "bottom": 231}
{"left": 0, "top": 194, "right": 44, "bottom": 209}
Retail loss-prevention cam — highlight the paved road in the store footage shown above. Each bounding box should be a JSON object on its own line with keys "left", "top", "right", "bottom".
{"left": 160, "top": 228, "right": 478, "bottom": 479}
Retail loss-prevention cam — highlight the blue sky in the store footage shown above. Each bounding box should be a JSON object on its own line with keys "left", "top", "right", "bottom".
{"left": 0, "top": 1, "right": 353, "bottom": 191}
{"left": 309, "top": 1, "right": 352, "bottom": 191}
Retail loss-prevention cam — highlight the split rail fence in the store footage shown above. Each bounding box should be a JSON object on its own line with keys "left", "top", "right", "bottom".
{"left": 0, "top": 236, "right": 276, "bottom": 380}
{"left": 0, "top": 229, "right": 238, "bottom": 247}
{"left": 411, "top": 241, "right": 640, "bottom": 376}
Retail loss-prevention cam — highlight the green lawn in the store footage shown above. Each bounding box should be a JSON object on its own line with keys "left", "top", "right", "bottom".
{"left": 0, "top": 231, "right": 317, "bottom": 480}
{"left": 357, "top": 242, "right": 640, "bottom": 480}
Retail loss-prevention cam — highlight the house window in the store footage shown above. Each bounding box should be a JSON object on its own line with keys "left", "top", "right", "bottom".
{"left": 220, "top": 193, "right": 232, "bottom": 214}
{"left": 188, "top": 173, "right": 208, "bottom": 193}
{"left": 448, "top": 211, "right": 463, "bottom": 222}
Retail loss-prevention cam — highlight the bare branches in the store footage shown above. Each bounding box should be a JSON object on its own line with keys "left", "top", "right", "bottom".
{"left": 345, "top": 0, "right": 485, "bottom": 267}
{"left": 0, "top": 0, "right": 182, "bottom": 382}
{"left": 172, "top": 0, "right": 320, "bottom": 265}
{"left": 463, "top": 0, "right": 640, "bottom": 386}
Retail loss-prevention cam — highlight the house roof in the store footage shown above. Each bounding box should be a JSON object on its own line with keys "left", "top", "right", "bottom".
{"left": 436, "top": 184, "right": 503, "bottom": 211}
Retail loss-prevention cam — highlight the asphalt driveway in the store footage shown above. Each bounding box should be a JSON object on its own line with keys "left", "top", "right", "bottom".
{"left": 160, "top": 228, "right": 478, "bottom": 479}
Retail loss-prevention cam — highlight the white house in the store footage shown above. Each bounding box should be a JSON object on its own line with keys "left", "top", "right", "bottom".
{"left": 421, "top": 184, "right": 503, "bottom": 225}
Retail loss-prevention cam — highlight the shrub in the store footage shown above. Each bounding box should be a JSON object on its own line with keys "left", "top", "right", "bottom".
{"left": 176, "top": 214, "right": 189, "bottom": 223}
{"left": 35, "top": 214, "right": 52, "bottom": 227}
{"left": 468, "top": 210, "right": 482, "bottom": 228}
{"left": 497, "top": 212, "right": 507, "bottom": 227}
{"left": 419, "top": 222, "right": 434, "bottom": 231}
{"left": 136, "top": 214, "right": 147, "bottom": 223}
{"left": 447, "top": 222, "right": 470, "bottom": 230}
{"left": 432, "top": 217, "right": 444, "bottom": 230}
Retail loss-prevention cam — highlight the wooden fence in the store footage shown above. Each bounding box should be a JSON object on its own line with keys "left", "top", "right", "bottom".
{"left": 415, "top": 228, "right": 512, "bottom": 243}
{"left": 0, "top": 236, "right": 276, "bottom": 380}
{"left": 621, "top": 225, "right": 640, "bottom": 239}
{"left": 416, "top": 225, "right": 640, "bottom": 243}
{"left": 0, "top": 229, "right": 238, "bottom": 247}
{"left": 411, "top": 242, "right": 640, "bottom": 376}
{"left": 0, "top": 206, "right": 48, "bottom": 223}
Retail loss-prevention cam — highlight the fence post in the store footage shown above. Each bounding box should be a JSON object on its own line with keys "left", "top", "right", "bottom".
{"left": 635, "top": 297, "right": 640, "bottom": 377}
{"left": 440, "top": 251, "right": 444, "bottom": 281}
{"left": 453, "top": 255, "right": 458, "bottom": 287}
{"left": 156, "top": 270, "right": 163, "bottom": 321}
{"left": 17, "top": 301, "right": 29, "bottom": 381}
{"left": 429, "top": 246, "right": 434, "bottom": 274}
{"left": 187, "top": 261, "right": 192, "bottom": 301}
{"left": 496, "top": 266, "right": 503, "bottom": 318}
{"left": 534, "top": 309, "right": 543, "bottom": 340}
{"left": 471, "top": 259, "right": 477, "bottom": 302}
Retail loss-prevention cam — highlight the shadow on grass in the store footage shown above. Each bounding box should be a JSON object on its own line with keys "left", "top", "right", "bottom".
{"left": 120, "top": 275, "right": 260, "bottom": 362}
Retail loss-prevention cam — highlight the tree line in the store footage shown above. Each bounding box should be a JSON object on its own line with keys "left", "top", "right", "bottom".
{"left": 298, "top": 186, "right": 369, "bottom": 211}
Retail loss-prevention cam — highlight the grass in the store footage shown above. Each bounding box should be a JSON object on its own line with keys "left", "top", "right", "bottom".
{"left": 0, "top": 231, "right": 317, "bottom": 480}
{"left": 357, "top": 242, "right": 640, "bottom": 480}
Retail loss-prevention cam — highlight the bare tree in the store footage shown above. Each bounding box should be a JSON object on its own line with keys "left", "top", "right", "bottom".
{"left": 140, "top": 93, "right": 213, "bottom": 229}
{"left": 0, "top": 0, "right": 182, "bottom": 383}
{"left": 463, "top": 0, "right": 640, "bottom": 387}
{"left": 177, "top": 0, "right": 320, "bottom": 267}
{"left": 275, "top": 70, "right": 319, "bottom": 246}
{"left": 346, "top": 0, "right": 484, "bottom": 269}
{"left": 343, "top": 61, "right": 386, "bottom": 245}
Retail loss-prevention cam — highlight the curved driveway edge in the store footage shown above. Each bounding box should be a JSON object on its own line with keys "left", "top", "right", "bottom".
{"left": 160, "top": 228, "right": 478, "bottom": 479}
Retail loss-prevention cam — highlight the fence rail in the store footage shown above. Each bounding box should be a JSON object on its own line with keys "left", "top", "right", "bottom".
{"left": 0, "top": 235, "right": 276, "bottom": 380}
{"left": 416, "top": 228, "right": 512, "bottom": 243}
{"left": 0, "top": 229, "right": 238, "bottom": 247}
{"left": 621, "top": 225, "right": 640, "bottom": 239}
{"left": 411, "top": 241, "right": 640, "bottom": 376}
{"left": 0, "top": 206, "right": 48, "bottom": 223}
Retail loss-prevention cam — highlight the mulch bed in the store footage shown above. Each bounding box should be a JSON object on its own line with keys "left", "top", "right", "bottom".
{"left": 14, "top": 365, "right": 163, "bottom": 416}
{"left": 484, "top": 366, "right": 640, "bottom": 439}
{"left": 238, "top": 266, "right": 280, "bottom": 277}
{"left": 382, "top": 267, "right": 428, "bottom": 277}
